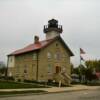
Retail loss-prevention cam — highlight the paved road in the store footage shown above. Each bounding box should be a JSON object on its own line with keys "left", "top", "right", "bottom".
{"left": 1, "top": 89, "right": 100, "bottom": 100}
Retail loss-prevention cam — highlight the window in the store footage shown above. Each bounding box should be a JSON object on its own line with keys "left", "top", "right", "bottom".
{"left": 9, "top": 57, "right": 13, "bottom": 62}
{"left": 32, "top": 64, "right": 35, "bottom": 72}
{"left": 48, "top": 64, "right": 52, "bottom": 74}
{"left": 33, "top": 53, "right": 37, "bottom": 60}
{"left": 47, "top": 52, "right": 52, "bottom": 59}
{"left": 9, "top": 72, "right": 12, "bottom": 77}
{"left": 56, "top": 43, "right": 58, "bottom": 47}
{"left": 10, "top": 58, "right": 12, "bottom": 62}
{"left": 24, "top": 69, "right": 27, "bottom": 73}
{"left": 54, "top": 52, "right": 61, "bottom": 60}
{"left": 24, "top": 65, "right": 27, "bottom": 73}
{"left": 16, "top": 66, "right": 20, "bottom": 76}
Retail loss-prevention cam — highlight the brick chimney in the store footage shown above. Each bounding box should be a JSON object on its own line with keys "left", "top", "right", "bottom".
{"left": 34, "top": 36, "right": 39, "bottom": 44}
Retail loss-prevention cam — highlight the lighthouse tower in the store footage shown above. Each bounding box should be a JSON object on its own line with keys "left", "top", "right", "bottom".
{"left": 43, "top": 19, "right": 63, "bottom": 40}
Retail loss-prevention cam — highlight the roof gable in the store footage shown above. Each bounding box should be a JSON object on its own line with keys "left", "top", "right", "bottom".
{"left": 56, "top": 37, "right": 74, "bottom": 56}
{"left": 46, "top": 36, "right": 74, "bottom": 56}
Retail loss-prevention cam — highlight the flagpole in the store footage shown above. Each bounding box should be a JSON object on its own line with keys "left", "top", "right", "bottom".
{"left": 79, "top": 48, "right": 81, "bottom": 66}
{"left": 79, "top": 48, "right": 82, "bottom": 83}
{"left": 79, "top": 48, "right": 86, "bottom": 83}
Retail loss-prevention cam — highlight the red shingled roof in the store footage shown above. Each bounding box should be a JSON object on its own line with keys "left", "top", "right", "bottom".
{"left": 8, "top": 38, "right": 54, "bottom": 55}
{"left": 8, "top": 36, "right": 74, "bottom": 56}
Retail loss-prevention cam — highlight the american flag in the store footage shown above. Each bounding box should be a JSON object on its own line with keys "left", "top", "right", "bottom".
{"left": 80, "top": 48, "right": 85, "bottom": 54}
{"left": 80, "top": 56, "right": 84, "bottom": 61}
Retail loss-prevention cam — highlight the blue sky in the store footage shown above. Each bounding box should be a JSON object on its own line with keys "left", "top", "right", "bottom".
{"left": 0, "top": 0, "right": 100, "bottom": 66}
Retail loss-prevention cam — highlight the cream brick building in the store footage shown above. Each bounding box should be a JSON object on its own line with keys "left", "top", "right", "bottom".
{"left": 7, "top": 19, "right": 74, "bottom": 85}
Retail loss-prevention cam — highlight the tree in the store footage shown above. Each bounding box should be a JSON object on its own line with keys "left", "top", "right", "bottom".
{"left": 0, "top": 61, "right": 6, "bottom": 76}
{"left": 85, "top": 60, "right": 100, "bottom": 72}
{"left": 85, "top": 60, "right": 100, "bottom": 81}
{"left": 71, "top": 63, "right": 74, "bottom": 74}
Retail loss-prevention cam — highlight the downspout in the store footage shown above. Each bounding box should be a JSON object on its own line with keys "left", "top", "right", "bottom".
{"left": 6, "top": 56, "right": 9, "bottom": 78}
{"left": 36, "top": 51, "right": 39, "bottom": 81}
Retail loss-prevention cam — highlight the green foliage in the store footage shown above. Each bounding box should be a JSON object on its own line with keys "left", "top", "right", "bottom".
{"left": 84, "top": 67, "right": 98, "bottom": 82}
{"left": 0, "top": 61, "right": 5, "bottom": 68}
{"left": 85, "top": 60, "right": 100, "bottom": 81}
{"left": 85, "top": 60, "right": 100, "bottom": 72}
{"left": 73, "top": 67, "right": 80, "bottom": 75}
{"left": 0, "top": 81, "right": 47, "bottom": 89}
{"left": 79, "top": 64, "right": 86, "bottom": 75}
{"left": 72, "top": 65, "right": 86, "bottom": 75}
{"left": 0, "top": 62, "right": 6, "bottom": 76}
{"left": 71, "top": 63, "right": 74, "bottom": 74}
{"left": 0, "top": 67, "right": 7, "bottom": 74}
{"left": 0, "top": 90, "right": 46, "bottom": 95}
{"left": 72, "top": 60, "right": 100, "bottom": 84}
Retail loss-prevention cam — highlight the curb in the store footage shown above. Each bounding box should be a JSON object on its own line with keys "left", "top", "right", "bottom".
{"left": 0, "top": 88, "right": 88, "bottom": 98}
{"left": 0, "top": 86, "right": 100, "bottom": 98}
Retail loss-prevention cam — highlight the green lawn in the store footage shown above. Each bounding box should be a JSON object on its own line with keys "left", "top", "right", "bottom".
{"left": 0, "top": 90, "right": 46, "bottom": 96}
{"left": 0, "top": 81, "right": 47, "bottom": 89}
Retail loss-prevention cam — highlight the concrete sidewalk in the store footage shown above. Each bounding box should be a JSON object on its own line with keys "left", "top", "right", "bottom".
{"left": 0, "top": 85, "right": 100, "bottom": 93}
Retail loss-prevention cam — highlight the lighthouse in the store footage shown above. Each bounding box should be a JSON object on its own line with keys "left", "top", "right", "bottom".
{"left": 43, "top": 19, "right": 63, "bottom": 39}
